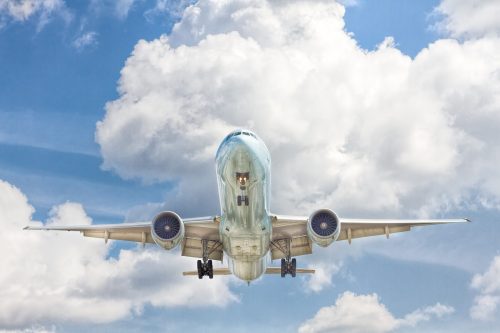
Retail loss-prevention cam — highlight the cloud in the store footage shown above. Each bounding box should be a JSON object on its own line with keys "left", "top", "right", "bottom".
{"left": 298, "top": 291, "right": 454, "bottom": 333}
{"left": 115, "top": 0, "right": 135, "bottom": 19}
{"left": 72, "top": 31, "right": 98, "bottom": 51}
{"left": 96, "top": 0, "right": 500, "bottom": 220}
{"left": 0, "top": 0, "right": 71, "bottom": 30}
{"left": 470, "top": 255, "right": 500, "bottom": 321}
{"left": 433, "top": 0, "right": 500, "bottom": 38}
{"left": 305, "top": 261, "right": 342, "bottom": 293}
{"left": 0, "top": 326, "right": 55, "bottom": 333}
{"left": 144, "top": 0, "right": 193, "bottom": 22}
{"left": 0, "top": 179, "right": 237, "bottom": 329}
{"left": 401, "top": 302, "right": 455, "bottom": 327}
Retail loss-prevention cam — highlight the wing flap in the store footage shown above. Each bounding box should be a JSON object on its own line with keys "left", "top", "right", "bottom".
{"left": 270, "top": 236, "right": 312, "bottom": 260}
{"left": 83, "top": 230, "right": 155, "bottom": 243}
{"left": 181, "top": 238, "right": 223, "bottom": 261}
{"left": 337, "top": 225, "right": 410, "bottom": 241}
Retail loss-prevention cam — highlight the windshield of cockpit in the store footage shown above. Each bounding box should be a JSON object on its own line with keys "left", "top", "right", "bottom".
{"left": 223, "top": 130, "right": 256, "bottom": 143}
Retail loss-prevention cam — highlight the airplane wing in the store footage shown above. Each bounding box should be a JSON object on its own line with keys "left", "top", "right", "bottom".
{"left": 270, "top": 215, "right": 470, "bottom": 260}
{"left": 24, "top": 216, "right": 224, "bottom": 261}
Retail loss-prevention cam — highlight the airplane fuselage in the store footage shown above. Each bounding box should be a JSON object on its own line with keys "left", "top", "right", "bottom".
{"left": 215, "top": 130, "right": 272, "bottom": 281}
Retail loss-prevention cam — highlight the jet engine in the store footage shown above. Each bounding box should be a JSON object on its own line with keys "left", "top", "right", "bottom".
{"left": 307, "top": 209, "right": 341, "bottom": 247}
{"left": 151, "top": 211, "right": 184, "bottom": 250}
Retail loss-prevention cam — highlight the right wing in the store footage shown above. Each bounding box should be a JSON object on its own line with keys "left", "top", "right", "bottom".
{"left": 271, "top": 215, "right": 469, "bottom": 260}
{"left": 24, "top": 216, "right": 224, "bottom": 261}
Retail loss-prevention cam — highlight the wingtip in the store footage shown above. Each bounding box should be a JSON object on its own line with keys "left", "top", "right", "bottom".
{"left": 23, "top": 226, "right": 29, "bottom": 230}
{"left": 464, "top": 218, "right": 472, "bottom": 223}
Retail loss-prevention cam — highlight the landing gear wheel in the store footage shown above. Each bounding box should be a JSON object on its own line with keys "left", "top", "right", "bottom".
{"left": 197, "top": 260, "right": 203, "bottom": 279}
{"left": 208, "top": 260, "right": 214, "bottom": 279}
{"left": 280, "top": 257, "right": 297, "bottom": 278}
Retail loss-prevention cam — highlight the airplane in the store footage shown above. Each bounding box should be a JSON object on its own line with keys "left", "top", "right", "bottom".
{"left": 25, "top": 129, "right": 469, "bottom": 282}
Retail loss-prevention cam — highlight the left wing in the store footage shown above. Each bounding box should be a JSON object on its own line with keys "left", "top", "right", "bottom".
{"left": 270, "top": 215, "right": 470, "bottom": 260}
{"left": 24, "top": 216, "right": 223, "bottom": 260}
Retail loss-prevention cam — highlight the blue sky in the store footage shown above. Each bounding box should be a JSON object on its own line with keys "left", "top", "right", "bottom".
{"left": 1, "top": 0, "right": 500, "bottom": 332}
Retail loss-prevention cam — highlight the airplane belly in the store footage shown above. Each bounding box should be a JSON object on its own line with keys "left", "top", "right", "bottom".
{"left": 226, "top": 234, "right": 268, "bottom": 259}
{"left": 229, "top": 257, "right": 266, "bottom": 281}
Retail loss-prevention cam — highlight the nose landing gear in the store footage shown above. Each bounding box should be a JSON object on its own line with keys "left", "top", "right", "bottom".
{"left": 236, "top": 172, "right": 250, "bottom": 206}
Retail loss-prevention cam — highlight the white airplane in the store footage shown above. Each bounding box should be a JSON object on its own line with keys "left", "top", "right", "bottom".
{"left": 25, "top": 130, "right": 469, "bottom": 282}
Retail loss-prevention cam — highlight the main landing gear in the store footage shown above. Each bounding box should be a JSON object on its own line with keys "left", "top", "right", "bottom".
{"left": 271, "top": 238, "right": 297, "bottom": 278}
{"left": 197, "top": 239, "right": 221, "bottom": 279}
{"left": 197, "top": 259, "right": 213, "bottom": 279}
{"left": 281, "top": 257, "right": 297, "bottom": 277}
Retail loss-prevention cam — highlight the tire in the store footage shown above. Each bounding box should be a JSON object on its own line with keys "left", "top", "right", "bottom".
{"left": 208, "top": 260, "right": 214, "bottom": 279}
{"left": 291, "top": 258, "right": 297, "bottom": 278}
{"left": 280, "top": 258, "right": 286, "bottom": 277}
{"left": 197, "top": 260, "right": 203, "bottom": 279}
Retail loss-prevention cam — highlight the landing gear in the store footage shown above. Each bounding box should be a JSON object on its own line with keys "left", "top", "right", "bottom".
{"left": 280, "top": 257, "right": 297, "bottom": 277}
{"left": 197, "top": 239, "right": 218, "bottom": 279}
{"left": 272, "top": 238, "right": 297, "bottom": 278}
{"left": 237, "top": 195, "right": 249, "bottom": 206}
{"left": 197, "top": 259, "right": 213, "bottom": 279}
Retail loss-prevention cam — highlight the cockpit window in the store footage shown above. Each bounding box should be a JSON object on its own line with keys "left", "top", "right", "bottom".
{"left": 223, "top": 130, "right": 256, "bottom": 142}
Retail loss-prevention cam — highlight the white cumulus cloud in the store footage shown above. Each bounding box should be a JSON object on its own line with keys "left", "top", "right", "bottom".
{"left": 298, "top": 291, "right": 454, "bottom": 333}
{"left": 0, "top": 179, "right": 237, "bottom": 329}
{"left": 470, "top": 255, "right": 500, "bottom": 321}
{"left": 96, "top": 0, "right": 500, "bottom": 220}
{"left": 0, "top": 0, "right": 70, "bottom": 30}
{"left": 434, "top": 0, "right": 500, "bottom": 38}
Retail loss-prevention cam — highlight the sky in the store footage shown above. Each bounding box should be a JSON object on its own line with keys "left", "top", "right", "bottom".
{"left": 1, "top": 0, "right": 500, "bottom": 332}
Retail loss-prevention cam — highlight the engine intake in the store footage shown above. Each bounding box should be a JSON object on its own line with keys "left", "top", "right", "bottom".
{"left": 151, "top": 211, "right": 184, "bottom": 250}
{"left": 307, "top": 209, "right": 341, "bottom": 247}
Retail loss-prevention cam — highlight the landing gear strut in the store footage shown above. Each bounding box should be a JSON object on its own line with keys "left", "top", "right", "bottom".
{"left": 271, "top": 238, "right": 297, "bottom": 278}
{"left": 197, "top": 239, "right": 216, "bottom": 279}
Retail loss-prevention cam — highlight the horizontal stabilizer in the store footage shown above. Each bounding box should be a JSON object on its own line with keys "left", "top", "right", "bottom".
{"left": 265, "top": 267, "right": 315, "bottom": 274}
{"left": 182, "top": 267, "right": 315, "bottom": 276}
{"left": 183, "top": 268, "right": 231, "bottom": 276}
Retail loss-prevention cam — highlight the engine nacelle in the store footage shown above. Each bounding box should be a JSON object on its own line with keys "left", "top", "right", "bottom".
{"left": 307, "top": 209, "right": 341, "bottom": 247}
{"left": 151, "top": 211, "right": 184, "bottom": 250}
